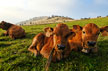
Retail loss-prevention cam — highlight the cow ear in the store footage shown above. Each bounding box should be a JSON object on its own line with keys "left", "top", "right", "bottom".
{"left": 44, "top": 27, "right": 53, "bottom": 37}
{"left": 70, "top": 31, "right": 76, "bottom": 37}
{"left": 65, "top": 31, "right": 76, "bottom": 39}
{"left": 44, "top": 27, "right": 53, "bottom": 32}
{"left": 100, "top": 26, "right": 108, "bottom": 36}
{"left": 73, "top": 25, "right": 82, "bottom": 30}
{"left": 44, "top": 27, "right": 48, "bottom": 32}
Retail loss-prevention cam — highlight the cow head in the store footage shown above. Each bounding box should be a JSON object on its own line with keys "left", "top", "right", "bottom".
{"left": 0, "top": 21, "right": 12, "bottom": 30}
{"left": 53, "top": 23, "right": 75, "bottom": 52}
{"left": 100, "top": 26, "right": 108, "bottom": 36}
{"left": 73, "top": 23, "right": 108, "bottom": 53}
{"left": 72, "top": 25, "right": 82, "bottom": 32}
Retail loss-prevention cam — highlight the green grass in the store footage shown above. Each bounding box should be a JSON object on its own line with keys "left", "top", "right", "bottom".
{"left": 0, "top": 17, "right": 108, "bottom": 71}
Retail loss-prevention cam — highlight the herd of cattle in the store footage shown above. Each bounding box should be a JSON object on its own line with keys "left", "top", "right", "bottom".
{"left": 0, "top": 21, "right": 108, "bottom": 62}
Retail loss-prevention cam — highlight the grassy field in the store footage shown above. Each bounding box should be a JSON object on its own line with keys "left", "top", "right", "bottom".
{"left": 0, "top": 17, "right": 108, "bottom": 71}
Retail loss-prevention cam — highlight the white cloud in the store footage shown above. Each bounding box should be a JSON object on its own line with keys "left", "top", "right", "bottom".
{"left": 0, "top": 0, "right": 27, "bottom": 8}
{"left": 27, "top": 0, "right": 76, "bottom": 12}
{"left": 0, "top": 0, "right": 78, "bottom": 23}
{"left": 0, "top": 0, "right": 107, "bottom": 23}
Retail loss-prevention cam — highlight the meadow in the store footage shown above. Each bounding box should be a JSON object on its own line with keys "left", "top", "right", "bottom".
{"left": 0, "top": 17, "right": 108, "bottom": 71}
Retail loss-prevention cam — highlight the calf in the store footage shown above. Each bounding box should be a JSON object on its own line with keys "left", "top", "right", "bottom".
{"left": 69, "top": 23, "right": 108, "bottom": 53}
{"left": 0, "top": 21, "right": 25, "bottom": 39}
{"left": 28, "top": 23, "right": 75, "bottom": 62}
{"left": 28, "top": 27, "right": 54, "bottom": 56}
{"left": 100, "top": 26, "right": 108, "bottom": 36}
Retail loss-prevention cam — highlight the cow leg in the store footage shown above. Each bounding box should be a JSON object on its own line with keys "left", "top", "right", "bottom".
{"left": 28, "top": 33, "right": 45, "bottom": 56}
{"left": 28, "top": 45, "right": 38, "bottom": 56}
{"left": 9, "top": 34, "right": 15, "bottom": 39}
{"left": 28, "top": 40, "right": 39, "bottom": 56}
{"left": 3, "top": 31, "right": 8, "bottom": 36}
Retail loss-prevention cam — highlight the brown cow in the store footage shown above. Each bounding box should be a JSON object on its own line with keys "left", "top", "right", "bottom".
{"left": 100, "top": 26, "right": 108, "bottom": 36}
{"left": 0, "top": 21, "right": 25, "bottom": 39}
{"left": 69, "top": 23, "right": 108, "bottom": 53}
{"left": 28, "top": 23, "right": 75, "bottom": 62}
{"left": 28, "top": 27, "right": 54, "bottom": 56}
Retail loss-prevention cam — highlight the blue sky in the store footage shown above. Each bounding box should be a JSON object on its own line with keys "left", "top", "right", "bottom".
{"left": 0, "top": 0, "right": 108, "bottom": 23}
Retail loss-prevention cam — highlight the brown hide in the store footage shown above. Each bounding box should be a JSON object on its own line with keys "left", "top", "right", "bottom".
{"left": 69, "top": 23, "right": 108, "bottom": 53}
{"left": 69, "top": 25, "right": 82, "bottom": 51}
{"left": 28, "top": 23, "right": 75, "bottom": 62}
{"left": 100, "top": 26, "right": 108, "bottom": 36}
{"left": 0, "top": 21, "right": 25, "bottom": 39}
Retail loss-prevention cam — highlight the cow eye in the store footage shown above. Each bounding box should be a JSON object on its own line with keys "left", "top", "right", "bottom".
{"left": 82, "top": 31, "right": 85, "bottom": 34}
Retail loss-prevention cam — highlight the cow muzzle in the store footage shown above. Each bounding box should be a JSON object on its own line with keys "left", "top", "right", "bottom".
{"left": 82, "top": 47, "right": 97, "bottom": 53}
{"left": 81, "top": 48, "right": 89, "bottom": 53}
{"left": 57, "top": 44, "right": 65, "bottom": 50}
{"left": 87, "top": 41, "right": 96, "bottom": 47}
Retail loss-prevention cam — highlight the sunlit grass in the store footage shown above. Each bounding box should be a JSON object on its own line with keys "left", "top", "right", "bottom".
{"left": 0, "top": 17, "right": 108, "bottom": 71}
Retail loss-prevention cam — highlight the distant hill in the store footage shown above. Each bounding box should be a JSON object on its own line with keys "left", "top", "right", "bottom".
{"left": 17, "top": 15, "right": 74, "bottom": 25}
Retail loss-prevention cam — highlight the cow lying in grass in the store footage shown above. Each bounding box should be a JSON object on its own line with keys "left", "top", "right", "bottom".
{"left": 69, "top": 23, "right": 108, "bottom": 53}
{"left": 28, "top": 23, "right": 75, "bottom": 62}
{"left": 0, "top": 21, "right": 25, "bottom": 39}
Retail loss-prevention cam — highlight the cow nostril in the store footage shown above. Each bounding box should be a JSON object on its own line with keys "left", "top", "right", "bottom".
{"left": 57, "top": 44, "right": 61, "bottom": 49}
{"left": 87, "top": 41, "right": 96, "bottom": 46}
{"left": 57, "top": 44, "right": 65, "bottom": 50}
